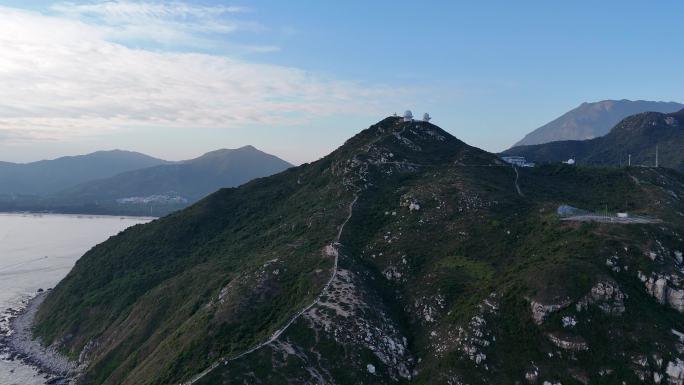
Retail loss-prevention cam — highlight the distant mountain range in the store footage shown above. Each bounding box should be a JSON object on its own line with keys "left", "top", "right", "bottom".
{"left": 503, "top": 109, "right": 684, "bottom": 172}
{"left": 0, "top": 150, "right": 169, "bottom": 195}
{"left": 513, "top": 99, "right": 684, "bottom": 147}
{"left": 0, "top": 146, "right": 292, "bottom": 216}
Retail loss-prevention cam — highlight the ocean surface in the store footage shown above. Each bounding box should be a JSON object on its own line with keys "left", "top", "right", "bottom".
{"left": 0, "top": 213, "right": 151, "bottom": 385}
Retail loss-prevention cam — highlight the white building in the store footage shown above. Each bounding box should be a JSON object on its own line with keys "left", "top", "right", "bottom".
{"left": 423, "top": 113, "right": 432, "bottom": 122}
{"left": 501, "top": 156, "right": 535, "bottom": 167}
{"left": 403, "top": 110, "right": 414, "bottom": 122}
{"left": 563, "top": 158, "right": 576, "bottom": 165}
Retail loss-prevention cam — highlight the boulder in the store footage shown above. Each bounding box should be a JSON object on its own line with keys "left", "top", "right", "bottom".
{"left": 666, "top": 359, "right": 684, "bottom": 385}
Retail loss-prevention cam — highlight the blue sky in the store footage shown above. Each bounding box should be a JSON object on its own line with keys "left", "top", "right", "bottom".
{"left": 0, "top": 1, "right": 683, "bottom": 164}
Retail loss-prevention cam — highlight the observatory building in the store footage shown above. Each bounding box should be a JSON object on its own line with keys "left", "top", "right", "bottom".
{"left": 501, "top": 156, "right": 535, "bottom": 167}
{"left": 423, "top": 113, "right": 432, "bottom": 122}
{"left": 403, "top": 110, "right": 414, "bottom": 122}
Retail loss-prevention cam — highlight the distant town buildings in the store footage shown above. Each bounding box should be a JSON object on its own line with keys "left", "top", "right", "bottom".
{"left": 501, "top": 156, "right": 535, "bottom": 167}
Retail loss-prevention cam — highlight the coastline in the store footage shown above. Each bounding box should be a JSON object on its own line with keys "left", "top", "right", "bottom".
{"left": 0, "top": 211, "right": 158, "bottom": 221}
{"left": 0, "top": 291, "right": 79, "bottom": 385}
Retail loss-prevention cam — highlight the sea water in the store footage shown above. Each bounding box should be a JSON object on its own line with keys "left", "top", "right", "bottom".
{"left": 0, "top": 213, "right": 150, "bottom": 385}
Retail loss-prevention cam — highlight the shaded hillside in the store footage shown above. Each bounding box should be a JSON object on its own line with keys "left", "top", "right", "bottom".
{"left": 504, "top": 109, "right": 684, "bottom": 172}
{"left": 0, "top": 146, "right": 292, "bottom": 216}
{"left": 514, "top": 100, "right": 683, "bottom": 147}
{"left": 33, "top": 117, "right": 684, "bottom": 385}
{"left": 0, "top": 150, "right": 169, "bottom": 195}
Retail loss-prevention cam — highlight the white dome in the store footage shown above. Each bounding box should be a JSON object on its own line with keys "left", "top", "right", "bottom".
{"left": 403, "top": 110, "right": 414, "bottom": 122}
{"left": 423, "top": 113, "right": 431, "bottom": 122}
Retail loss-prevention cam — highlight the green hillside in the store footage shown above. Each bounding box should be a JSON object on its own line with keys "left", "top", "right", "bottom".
{"left": 34, "top": 117, "right": 684, "bottom": 385}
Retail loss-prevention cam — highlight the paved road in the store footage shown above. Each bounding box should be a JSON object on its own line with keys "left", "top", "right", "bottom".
{"left": 561, "top": 215, "right": 661, "bottom": 224}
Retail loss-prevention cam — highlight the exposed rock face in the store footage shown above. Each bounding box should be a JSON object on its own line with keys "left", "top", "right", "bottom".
{"left": 669, "top": 289, "right": 684, "bottom": 313}
{"left": 666, "top": 359, "right": 684, "bottom": 385}
{"left": 530, "top": 298, "right": 572, "bottom": 325}
{"left": 654, "top": 371, "right": 664, "bottom": 384}
{"left": 546, "top": 332, "right": 588, "bottom": 352}
{"left": 640, "top": 271, "right": 684, "bottom": 312}
{"left": 561, "top": 316, "right": 577, "bottom": 328}
{"left": 655, "top": 278, "right": 669, "bottom": 304}
{"left": 525, "top": 365, "right": 539, "bottom": 383}
{"left": 428, "top": 294, "right": 499, "bottom": 370}
{"left": 305, "top": 267, "right": 414, "bottom": 380}
{"left": 576, "top": 280, "right": 626, "bottom": 315}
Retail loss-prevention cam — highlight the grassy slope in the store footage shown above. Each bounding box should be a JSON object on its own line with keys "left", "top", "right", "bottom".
{"left": 35, "top": 117, "right": 684, "bottom": 385}
{"left": 34, "top": 158, "right": 351, "bottom": 384}
{"left": 201, "top": 163, "right": 684, "bottom": 385}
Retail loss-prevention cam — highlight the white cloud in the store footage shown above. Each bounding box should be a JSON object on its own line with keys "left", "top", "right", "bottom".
{"left": 0, "top": 5, "right": 403, "bottom": 143}
{"left": 51, "top": 1, "right": 259, "bottom": 47}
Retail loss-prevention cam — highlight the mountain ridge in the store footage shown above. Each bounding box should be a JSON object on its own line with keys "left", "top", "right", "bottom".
{"left": 0, "top": 146, "right": 293, "bottom": 216}
{"left": 503, "top": 109, "right": 684, "bottom": 172}
{"left": 513, "top": 99, "right": 684, "bottom": 147}
{"left": 30, "top": 117, "right": 684, "bottom": 385}
{"left": 50, "top": 145, "right": 293, "bottom": 214}
{"left": 0, "top": 150, "right": 170, "bottom": 195}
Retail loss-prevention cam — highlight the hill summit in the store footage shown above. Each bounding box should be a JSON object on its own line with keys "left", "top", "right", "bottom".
{"left": 513, "top": 99, "right": 684, "bottom": 147}
{"left": 31, "top": 116, "right": 684, "bottom": 385}
{"left": 503, "top": 109, "right": 684, "bottom": 172}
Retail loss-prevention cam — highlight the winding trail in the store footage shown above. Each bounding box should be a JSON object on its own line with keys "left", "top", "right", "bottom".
{"left": 182, "top": 194, "right": 359, "bottom": 385}
{"left": 183, "top": 123, "right": 410, "bottom": 384}
{"left": 512, "top": 165, "right": 524, "bottom": 197}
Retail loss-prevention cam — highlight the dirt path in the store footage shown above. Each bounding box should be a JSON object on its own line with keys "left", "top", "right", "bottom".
{"left": 560, "top": 215, "right": 661, "bottom": 224}
{"left": 182, "top": 194, "right": 359, "bottom": 385}
{"left": 184, "top": 123, "right": 411, "bottom": 384}
{"left": 512, "top": 166, "right": 524, "bottom": 197}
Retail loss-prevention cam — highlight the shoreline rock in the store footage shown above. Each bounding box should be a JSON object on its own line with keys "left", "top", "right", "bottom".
{"left": 0, "top": 291, "right": 79, "bottom": 385}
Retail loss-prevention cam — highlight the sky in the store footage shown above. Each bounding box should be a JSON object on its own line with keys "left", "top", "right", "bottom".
{"left": 1, "top": 1, "right": 683, "bottom": 165}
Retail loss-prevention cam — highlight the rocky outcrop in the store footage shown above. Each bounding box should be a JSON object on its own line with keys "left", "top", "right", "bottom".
{"left": 305, "top": 267, "right": 414, "bottom": 380}
{"left": 546, "top": 332, "right": 588, "bottom": 352}
{"left": 669, "top": 289, "right": 684, "bottom": 313}
{"left": 576, "top": 280, "right": 626, "bottom": 315}
{"left": 525, "top": 365, "right": 539, "bottom": 383}
{"left": 639, "top": 271, "right": 684, "bottom": 312}
{"left": 1, "top": 293, "right": 79, "bottom": 383}
{"left": 530, "top": 298, "right": 572, "bottom": 325}
{"left": 666, "top": 359, "right": 684, "bottom": 385}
